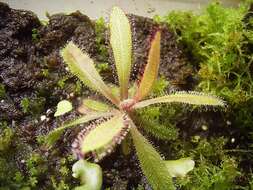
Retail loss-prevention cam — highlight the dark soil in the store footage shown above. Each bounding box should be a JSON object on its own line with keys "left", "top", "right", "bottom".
{"left": 0, "top": 2, "right": 200, "bottom": 189}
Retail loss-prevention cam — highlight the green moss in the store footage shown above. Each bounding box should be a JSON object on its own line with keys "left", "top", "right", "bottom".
{"left": 0, "top": 83, "right": 6, "bottom": 99}
{"left": 176, "top": 157, "right": 239, "bottom": 190}
{"left": 25, "top": 153, "right": 47, "bottom": 187}
{"left": 167, "top": 136, "right": 242, "bottom": 189}
{"left": 41, "top": 68, "right": 49, "bottom": 77}
{"left": 51, "top": 178, "right": 70, "bottom": 190}
{"left": 32, "top": 28, "right": 40, "bottom": 42}
{"left": 57, "top": 76, "right": 69, "bottom": 89}
{"left": 20, "top": 98, "right": 30, "bottom": 113}
{"left": 160, "top": 2, "right": 253, "bottom": 129}
{"left": 20, "top": 97, "right": 46, "bottom": 116}
{"left": 74, "top": 80, "right": 82, "bottom": 95}
{"left": 0, "top": 127, "right": 13, "bottom": 151}
{"left": 150, "top": 77, "right": 169, "bottom": 96}
{"left": 156, "top": 6, "right": 253, "bottom": 190}
{"left": 162, "top": 2, "right": 251, "bottom": 102}
{"left": 95, "top": 17, "right": 109, "bottom": 60}
{"left": 96, "top": 62, "right": 110, "bottom": 73}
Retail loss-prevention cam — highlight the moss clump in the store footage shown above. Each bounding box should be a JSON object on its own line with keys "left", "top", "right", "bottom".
{"left": 20, "top": 98, "right": 30, "bottom": 114}
{"left": 176, "top": 157, "right": 239, "bottom": 190}
{"left": 169, "top": 137, "right": 242, "bottom": 189}
{"left": 154, "top": 2, "right": 253, "bottom": 189}
{"left": 95, "top": 17, "right": 109, "bottom": 60}
{"left": 31, "top": 28, "right": 40, "bottom": 42}
{"left": 20, "top": 97, "right": 46, "bottom": 116}
{"left": 158, "top": 2, "right": 253, "bottom": 128}
{"left": 0, "top": 84, "right": 6, "bottom": 99}
{"left": 0, "top": 127, "right": 13, "bottom": 151}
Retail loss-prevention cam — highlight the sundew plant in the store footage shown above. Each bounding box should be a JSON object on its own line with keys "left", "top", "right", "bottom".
{"left": 46, "top": 7, "right": 225, "bottom": 189}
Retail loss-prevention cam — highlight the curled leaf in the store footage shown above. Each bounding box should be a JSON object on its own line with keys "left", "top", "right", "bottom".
{"left": 61, "top": 42, "right": 119, "bottom": 106}
{"left": 165, "top": 157, "right": 195, "bottom": 177}
{"left": 110, "top": 6, "right": 132, "bottom": 99}
{"left": 72, "top": 114, "right": 131, "bottom": 161}
{"left": 134, "top": 91, "right": 226, "bottom": 109}
{"left": 134, "top": 30, "right": 161, "bottom": 101}
{"left": 72, "top": 159, "right": 102, "bottom": 190}
{"left": 54, "top": 100, "right": 73, "bottom": 117}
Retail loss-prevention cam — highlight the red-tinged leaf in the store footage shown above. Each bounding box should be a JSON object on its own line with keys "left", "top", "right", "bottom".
{"left": 72, "top": 114, "right": 131, "bottom": 161}
{"left": 134, "top": 30, "right": 161, "bottom": 101}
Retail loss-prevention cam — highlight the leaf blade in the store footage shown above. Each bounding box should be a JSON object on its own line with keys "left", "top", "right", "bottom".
{"left": 61, "top": 42, "right": 119, "bottom": 105}
{"left": 131, "top": 125, "right": 175, "bottom": 190}
{"left": 110, "top": 7, "right": 132, "bottom": 100}
{"left": 45, "top": 112, "right": 114, "bottom": 147}
{"left": 73, "top": 114, "right": 130, "bottom": 161}
{"left": 134, "top": 91, "right": 226, "bottom": 109}
{"left": 134, "top": 30, "right": 161, "bottom": 101}
{"left": 80, "top": 114, "right": 126, "bottom": 154}
{"left": 81, "top": 99, "right": 111, "bottom": 113}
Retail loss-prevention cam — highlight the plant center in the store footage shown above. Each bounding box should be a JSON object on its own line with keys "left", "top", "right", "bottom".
{"left": 119, "top": 98, "right": 136, "bottom": 112}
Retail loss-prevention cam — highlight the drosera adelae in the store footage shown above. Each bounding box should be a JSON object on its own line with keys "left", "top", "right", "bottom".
{"left": 48, "top": 6, "right": 227, "bottom": 189}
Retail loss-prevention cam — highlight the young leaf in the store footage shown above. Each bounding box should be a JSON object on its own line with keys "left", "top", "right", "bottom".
{"left": 110, "top": 7, "right": 132, "bottom": 100}
{"left": 45, "top": 112, "right": 114, "bottom": 147}
{"left": 54, "top": 100, "right": 73, "bottom": 117}
{"left": 72, "top": 159, "right": 102, "bottom": 190}
{"left": 108, "top": 83, "right": 137, "bottom": 99}
{"left": 73, "top": 114, "right": 130, "bottom": 160}
{"left": 61, "top": 42, "right": 119, "bottom": 106}
{"left": 81, "top": 99, "right": 111, "bottom": 112}
{"left": 134, "top": 91, "right": 226, "bottom": 109}
{"left": 130, "top": 126, "right": 175, "bottom": 190}
{"left": 165, "top": 157, "right": 195, "bottom": 178}
{"left": 134, "top": 30, "right": 161, "bottom": 101}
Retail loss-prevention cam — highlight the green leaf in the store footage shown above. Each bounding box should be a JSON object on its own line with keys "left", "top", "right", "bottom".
{"left": 45, "top": 112, "right": 114, "bottom": 147}
{"left": 80, "top": 114, "right": 128, "bottom": 155}
{"left": 110, "top": 6, "right": 132, "bottom": 100}
{"left": 72, "top": 159, "right": 102, "bottom": 190}
{"left": 130, "top": 126, "right": 175, "bottom": 190}
{"left": 54, "top": 100, "right": 73, "bottom": 117}
{"left": 134, "top": 30, "right": 161, "bottom": 101}
{"left": 82, "top": 99, "right": 111, "bottom": 112}
{"left": 134, "top": 91, "right": 226, "bottom": 109}
{"left": 61, "top": 42, "right": 120, "bottom": 106}
{"left": 141, "top": 120, "right": 178, "bottom": 141}
{"left": 165, "top": 157, "right": 195, "bottom": 178}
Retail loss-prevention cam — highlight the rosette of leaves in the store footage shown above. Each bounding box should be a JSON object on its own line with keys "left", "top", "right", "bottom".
{"left": 46, "top": 7, "right": 225, "bottom": 190}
